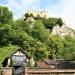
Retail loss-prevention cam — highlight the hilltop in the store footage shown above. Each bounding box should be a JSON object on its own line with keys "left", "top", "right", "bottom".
{"left": 0, "top": 6, "right": 75, "bottom": 66}
{"left": 23, "top": 10, "right": 75, "bottom": 37}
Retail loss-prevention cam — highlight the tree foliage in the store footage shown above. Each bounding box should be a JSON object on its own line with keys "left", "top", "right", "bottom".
{"left": 40, "top": 17, "right": 63, "bottom": 30}
{"left": 58, "top": 36, "right": 75, "bottom": 60}
{"left": 0, "top": 6, "right": 13, "bottom": 24}
{"left": 0, "top": 6, "right": 75, "bottom": 67}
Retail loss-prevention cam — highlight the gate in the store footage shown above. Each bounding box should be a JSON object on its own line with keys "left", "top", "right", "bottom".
{"left": 13, "top": 66, "right": 24, "bottom": 75}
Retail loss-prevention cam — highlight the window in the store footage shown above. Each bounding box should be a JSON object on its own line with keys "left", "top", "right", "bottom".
{"left": 12, "top": 55, "right": 26, "bottom": 64}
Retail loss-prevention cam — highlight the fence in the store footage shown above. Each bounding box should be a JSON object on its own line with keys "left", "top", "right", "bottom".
{"left": 1, "top": 67, "right": 75, "bottom": 75}
{"left": 25, "top": 67, "right": 75, "bottom": 75}
{"left": 0, "top": 67, "right": 12, "bottom": 75}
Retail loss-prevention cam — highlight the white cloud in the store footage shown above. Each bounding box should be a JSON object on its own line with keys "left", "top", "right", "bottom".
{"left": 46, "top": 0, "right": 75, "bottom": 30}
{"left": 60, "top": 0, "right": 75, "bottom": 30}
{"left": 0, "top": 0, "right": 38, "bottom": 19}
{"left": 0, "top": 0, "right": 75, "bottom": 30}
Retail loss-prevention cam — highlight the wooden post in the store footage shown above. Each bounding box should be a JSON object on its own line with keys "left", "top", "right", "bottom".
{"left": 25, "top": 67, "right": 28, "bottom": 75}
{"left": 1, "top": 71, "right": 4, "bottom": 75}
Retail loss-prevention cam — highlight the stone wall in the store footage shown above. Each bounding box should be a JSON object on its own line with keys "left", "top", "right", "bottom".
{"left": 0, "top": 67, "right": 12, "bottom": 75}
{"left": 25, "top": 67, "right": 75, "bottom": 75}
{"left": 25, "top": 10, "right": 49, "bottom": 18}
{"left": 0, "top": 67, "right": 75, "bottom": 75}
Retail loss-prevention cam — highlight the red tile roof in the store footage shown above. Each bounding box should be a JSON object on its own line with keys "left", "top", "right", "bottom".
{"left": 37, "top": 61, "right": 49, "bottom": 68}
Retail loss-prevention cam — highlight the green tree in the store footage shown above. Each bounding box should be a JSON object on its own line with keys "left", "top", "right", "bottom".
{"left": 30, "top": 20, "right": 50, "bottom": 43}
{"left": 57, "top": 18, "right": 63, "bottom": 26}
{"left": 47, "top": 35, "right": 61, "bottom": 59}
{"left": 40, "top": 17, "right": 63, "bottom": 30}
{"left": 58, "top": 36, "right": 75, "bottom": 60}
{"left": 0, "top": 6, "right": 13, "bottom": 24}
{"left": 25, "top": 13, "right": 33, "bottom": 18}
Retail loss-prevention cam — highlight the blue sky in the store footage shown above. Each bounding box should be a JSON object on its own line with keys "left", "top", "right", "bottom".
{"left": 0, "top": 0, "right": 75, "bottom": 30}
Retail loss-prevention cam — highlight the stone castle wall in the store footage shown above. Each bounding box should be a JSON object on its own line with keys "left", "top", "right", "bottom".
{"left": 27, "top": 10, "right": 49, "bottom": 18}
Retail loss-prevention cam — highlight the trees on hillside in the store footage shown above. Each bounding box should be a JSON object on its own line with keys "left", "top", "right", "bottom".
{"left": 0, "top": 6, "right": 75, "bottom": 64}
{"left": 40, "top": 17, "right": 63, "bottom": 30}
{"left": 0, "top": 6, "right": 13, "bottom": 46}
{"left": 58, "top": 36, "right": 75, "bottom": 60}
{"left": 30, "top": 20, "right": 50, "bottom": 43}
{"left": 0, "top": 6, "right": 13, "bottom": 24}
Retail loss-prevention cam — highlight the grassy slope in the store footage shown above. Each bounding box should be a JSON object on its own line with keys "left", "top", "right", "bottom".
{"left": 0, "top": 44, "right": 18, "bottom": 66}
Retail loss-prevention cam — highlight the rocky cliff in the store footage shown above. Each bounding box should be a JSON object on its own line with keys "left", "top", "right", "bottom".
{"left": 51, "top": 24, "right": 75, "bottom": 37}
{"left": 23, "top": 10, "right": 75, "bottom": 37}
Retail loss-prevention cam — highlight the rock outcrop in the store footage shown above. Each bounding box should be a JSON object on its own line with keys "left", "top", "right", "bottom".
{"left": 27, "top": 10, "right": 49, "bottom": 18}
{"left": 51, "top": 24, "right": 75, "bottom": 37}
{"left": 23, "top": 10, "right": 49, "bottom": 21}
{"left": 23, "top": 10, "right": 75, "bottom": 38}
